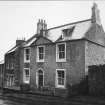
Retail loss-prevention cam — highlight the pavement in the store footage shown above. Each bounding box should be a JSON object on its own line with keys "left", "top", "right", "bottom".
{"left": 1, "top": 93, "right": 105, "bottom": 105}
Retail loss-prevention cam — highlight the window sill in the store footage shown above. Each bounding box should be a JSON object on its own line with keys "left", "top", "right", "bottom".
{"left": 23, "top": 81, "right": 30, "bottom": 84}
{"left": 24, "top": 60, "right": 30, "bottom": 63}
{"left": 56, "top": 85, "right": 66, "bottom": 89}
{"left": 56, "top": 59, "right": 66, "bottom": 62}
{"left": 36, "top": 59, "right": 45, "bottom": 62}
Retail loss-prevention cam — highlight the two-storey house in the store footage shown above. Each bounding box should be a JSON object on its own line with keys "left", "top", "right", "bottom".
{"left": 4, "top": 3, "right": 105, "bottom": 96}
{"left": 19, "top": 3, "right": 105, "bottom": 96}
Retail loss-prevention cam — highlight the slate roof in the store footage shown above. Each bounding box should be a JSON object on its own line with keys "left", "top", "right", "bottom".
{"left": 6, "top": 34, "right": 37, "bottom": 54}
{"left": 6, "top": 45, "right": 18, "bottom": 54}
{"left": 24, "top": 19, "right": 92, "bottom": 47}
{"left": 6, "top": 19, "right": 92, "bottom": 54}
{"left": 23, "top": 36, "right": 37, "bottom": 47}
{"left": 47, "top": 19, "right": 92, "bottom": 42}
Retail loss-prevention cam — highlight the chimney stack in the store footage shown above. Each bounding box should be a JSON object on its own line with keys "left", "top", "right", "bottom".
{"left": 37, "top": 19, "right": 47, "bottom": 35}
{"left": 16, "top": 38, "right": 25, "bottom": 46}
{"left": 91, "top": 3, "right": 101, "bottom": 25}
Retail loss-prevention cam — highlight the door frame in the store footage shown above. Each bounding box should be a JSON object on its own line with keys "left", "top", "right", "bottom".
{"left": 36, "top": 68, "right": 44, "bottom": 88}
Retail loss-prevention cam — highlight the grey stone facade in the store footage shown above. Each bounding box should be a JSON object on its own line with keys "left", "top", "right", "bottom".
{"left": 3, "top": 3, "right": 105, "bottom": 96}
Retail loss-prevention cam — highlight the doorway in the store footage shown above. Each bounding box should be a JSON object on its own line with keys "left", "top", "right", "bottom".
{"left": 37, "top": 69, "right": 44, "bottom": 89}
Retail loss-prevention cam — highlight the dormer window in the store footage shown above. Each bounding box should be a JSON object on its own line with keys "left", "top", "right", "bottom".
{"left": 24, "top": 48, "right": 30, "bottom": 63}
{"left": 37, "top": 46, "right": 45, "bottom": 62}
{"left": 62, "top": 26, "right": 75, "bottom": 37}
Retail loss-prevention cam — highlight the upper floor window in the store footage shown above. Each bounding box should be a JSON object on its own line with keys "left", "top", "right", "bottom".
{"left": 56, "top": 43, "right": 66, "bottom": 62}
{"left": 37, "top": 46, "right": 45, "bottom": 62}
{"left": 6, "top": 63, "right": 9, "bottom": 69}
{"left": 11, "top": 63, "right": 14, "bottom": 69}
{"left": 56, "top": 69, "right": 66, "bottom": 88}
{"left": 24, "top": 48, "right": 30, "bottom": 62}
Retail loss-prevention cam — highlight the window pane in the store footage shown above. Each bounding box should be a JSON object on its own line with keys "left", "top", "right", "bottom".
{"left": 38, "top": 47, "right": 44, "bottom": 60}
{"left": 59, "top": 52, "right": 65, "bottom": 59}
{"left": 58, "top": 71, "right": 64, "bottom": 78}
{"left": 58, "top": 78, "right": 64, "bottom": 85}
{"left": 57, "top": 70, "right": 65, "bottom": 86}
{"left": 25, "top": 48, "right": 30, "bottom": 61}
{"left": 58, "top": 44, "right": 65, "bottom": 52}
{"left": 39, "top": 53, "right": 43, "bottom": 60}
{"left": 25, "top": 69, "right": 29, "bottom": 76}
{"left": 24, "top": 69, "right": 30, "bottom": 82}
{"left": 39, "top": 47, "right": 43, "bottom": 53}
{"left": 58, "top": 44, "right": 65, "bottom": 59}
{"left": 26, "top": 55, "right": 29, "bottom": 60}
{"left": 26, "top": 49, "right": 29, "bottom": 54}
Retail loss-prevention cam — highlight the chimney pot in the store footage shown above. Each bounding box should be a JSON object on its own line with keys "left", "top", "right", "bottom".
{"left": 44, "top": 20, "right": 45, "bottom": 24}
{"left": 91, "top": 3, "right": 101, "bottom": 25}
{"left": 16, "top": 39, "right": 25, "bottom": 46}
{"left": 41, "top": 19, "right": 43, "bottom": 24}
{"left": 37, "top": 19, "right": 47, "bottom": 35}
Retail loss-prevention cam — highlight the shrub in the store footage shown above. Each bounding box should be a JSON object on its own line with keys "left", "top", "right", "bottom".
{"left": 78, "top": 76, "right": 89, "bottom": 95}
{"left": 67, "top": 76, "right": 89, "bottom": 97}
{"left": 20, "top": 83, "right": 30, "bottom": 92}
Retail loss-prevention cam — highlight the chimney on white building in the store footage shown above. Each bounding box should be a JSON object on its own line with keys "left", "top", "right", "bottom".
{"left": 91, "top": 3, "right": 101, "bottom": 25}
{"left": 37, "top": 19, "right": 47, "bottom": 35}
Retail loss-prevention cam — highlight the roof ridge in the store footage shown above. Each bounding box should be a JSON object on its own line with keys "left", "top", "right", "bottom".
{"left": 6, "top": 45, "right": 17, "bottom": 54}
{"left": 47, "top": 19, "right": 91, "bottom": 30}
{"left": 26, "top": 34, "right": 37, "bottom": 43}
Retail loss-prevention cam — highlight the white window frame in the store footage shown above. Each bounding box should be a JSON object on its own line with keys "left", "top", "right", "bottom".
{"left": 23, "top": 68, "right": 30, "bottom": 84}
{"left": 56, "top": 43, "right": 66, "bottom": 62}
{"left": 24, "top": 47, "right": 31, "bottom": 63}
{"left": 55, "top": 69, "right": 66, "bottom": 88}
{"left": 36, "top": 45, "right": 45, "bottom": 62}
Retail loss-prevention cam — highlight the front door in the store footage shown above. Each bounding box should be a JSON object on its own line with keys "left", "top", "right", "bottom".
{"left": 38, "top": 70, "right": 44, "bottom": 89}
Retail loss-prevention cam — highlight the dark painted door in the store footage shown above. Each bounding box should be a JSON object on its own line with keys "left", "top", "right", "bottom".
{"left": 38, "top": 70, "right": 43, "bottom": 88}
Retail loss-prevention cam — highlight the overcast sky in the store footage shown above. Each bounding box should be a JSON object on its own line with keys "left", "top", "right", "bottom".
{"left": 0, "top": 1, "right": 105, "bottom": 61}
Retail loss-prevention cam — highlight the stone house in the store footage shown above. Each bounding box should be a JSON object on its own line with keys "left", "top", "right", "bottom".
{"left": 0, "top": 60, "right": 4, "bottom": 89}
{"left": 4, "top": 3, "right": 105, "bottom": 96}
{"left": 20, "top": 3, "right": 105, "bottom": 96}
{"left": 4, "top": 40, "right": 25, "bottom": 90}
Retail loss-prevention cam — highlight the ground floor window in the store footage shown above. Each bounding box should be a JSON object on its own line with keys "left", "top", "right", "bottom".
{"left": 6, "top": 74, "right": 15, "bottom": 87}
{"left": 23, "top": 68, "right": 30, "bottom": 84}
{"left": 56, "top": 69, "right": 66, "bottom": 88}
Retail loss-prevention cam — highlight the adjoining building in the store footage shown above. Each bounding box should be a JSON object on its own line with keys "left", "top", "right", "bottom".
{"left": 3, "top": 3, "right": 105, "bottom": 96}
{"left": 4, "top": 40, "right": 25, "bottom": 90}
{"left": 0, "top": 60, "right": 4, "bottom": 89}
